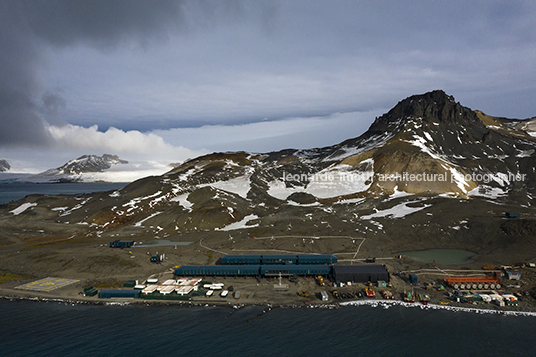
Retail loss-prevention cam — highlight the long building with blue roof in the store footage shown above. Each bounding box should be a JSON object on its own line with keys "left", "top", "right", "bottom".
{"left": 174, "top": 264, "right": 332, "bottom": 277}
{"left": 220, "top": 254, "right": 337, "bottom": 265}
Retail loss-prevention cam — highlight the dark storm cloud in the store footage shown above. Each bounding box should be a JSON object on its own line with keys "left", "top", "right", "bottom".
{"left": 0, "top": 1, "right": 49, "bottom": 146}
{"left": 0, "top": 0, "right": 189, "bottom": 146}
{"left": 2, "top": 0, "right": 536, "bottom": 154}
{"left": 22, "top": 0, "right": 184, "bottom": 48}
{"left": 0, "top": 0, "right": 214, "bottom": 146}
{"left": 40, "top": 90, "right": 67, "bottom": 124}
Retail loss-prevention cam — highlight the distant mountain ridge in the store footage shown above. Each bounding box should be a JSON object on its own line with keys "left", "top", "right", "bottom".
{"left": 56, "top": 154, "right": 128, "bottom": 174}
{"left": 0, "top": 159, "right": 9, "bottom": 172}
{"left": 23, "top": 154, "right": 129, "bottom": 183}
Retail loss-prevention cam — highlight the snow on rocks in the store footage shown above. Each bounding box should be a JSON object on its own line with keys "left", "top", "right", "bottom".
{"left": 361, "top": 201, "right": 432, "bottom": 219}
{"left": 216, "top": 214, "right": 259, "bottom": 231}
{"left": 267, "top": 180, "right": 302, "bottom": 200}
{"left": 59, "top": 197, "right": 92, "bottom": 217}
{"left": 468, "top": 186, "right": 507, "bottom": 199}
{"left": 325, "top": 132, "right": 394, "bottom": 162}
{"left": 10, "top": 202, "right": 37, "bottom": 215}
{"left": 268, "top": 159, "right": 374, "bottom": 200}
{"left": 199, "top": 175, "right": 251, "bottom": 199}
{"left": 306, "top": 162, "right": 374, "bottom": 199}
{"left": 134, "top": 211, "right": 163, "bottom": 227}
{"left": 170, "top": 192, "right": 193, "bottom": 211}
{"left": 122, "top": 191, "right": 162, "bottom": 214}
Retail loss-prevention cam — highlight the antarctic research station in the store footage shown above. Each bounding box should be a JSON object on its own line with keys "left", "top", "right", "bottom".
{"left": 88, "top": 245, "right": 526, "bottom": 309}
{"left": 94, "top": 252, "right": 390, "bottom": 302}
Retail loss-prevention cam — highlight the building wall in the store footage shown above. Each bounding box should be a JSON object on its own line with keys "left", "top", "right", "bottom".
{"left": 333, "top": 265, "right": 389, "bottom": 283}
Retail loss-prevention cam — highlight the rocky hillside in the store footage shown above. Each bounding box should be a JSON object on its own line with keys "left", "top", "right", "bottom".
{"left": 8, "top": 90, "right": 536, "bottom": 230}
{"left": 3, "top": 90, "right": 536, "bottom": 266}
{"left": 157, "top": 90, "right": 536, "bottom": 205}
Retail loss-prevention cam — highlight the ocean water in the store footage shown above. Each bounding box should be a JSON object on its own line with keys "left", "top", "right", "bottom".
{"left": 0, "top": 299, "right": 535, "bottom": 356}
{"left": 0, "top": 182, "right": 128, "bottom": 205}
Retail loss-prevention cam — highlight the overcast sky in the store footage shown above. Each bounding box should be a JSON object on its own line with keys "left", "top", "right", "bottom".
{"left": 1, "top": 0, "right": 536, "bottom": 172}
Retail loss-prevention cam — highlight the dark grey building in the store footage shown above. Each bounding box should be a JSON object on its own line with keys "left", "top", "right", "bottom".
{"left": 333, "top": 265, "right": 389, "bottom": 283}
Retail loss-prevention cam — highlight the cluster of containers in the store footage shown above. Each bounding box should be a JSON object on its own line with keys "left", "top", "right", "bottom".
{"left": 140, "top": 278, "right": 203, "bottom": 297}
{"left": 444, "top": 276, "right": 501, "bottom": 290}
{"left": 450, "top": 290, "right": 519, "bottom": 306}
{"left": 97, "top": 278, "right": 208, "bottom": 300}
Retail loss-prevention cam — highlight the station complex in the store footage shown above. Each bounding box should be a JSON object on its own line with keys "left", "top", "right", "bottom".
{"left": 174, "top": 254, "right": 390, "bottom": 282}
{"left": 95, "top": 254, "right": 390, "bottom": 300}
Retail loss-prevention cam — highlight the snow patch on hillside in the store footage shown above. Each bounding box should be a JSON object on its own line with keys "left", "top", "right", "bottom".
{"left": 306, "top": 162, "right": 374, "bottom": 198}
{"left": 216, "top": 214, "right": 259, "bottom": 231}
{"left": 170, "top": 192, "right": 193, "bottom": 211}
{"left": 444, "top": 165, "right": 471, "bottom": 193}
{"left": 135, "top": 211, "right": 163, "bottom": 227}
{"left": 10, "top": 202, "right": 37, "bottom": 215}
{"left": 404, "top": 135, "right": 444, "bottom": 161}
{"left": 59, "top": 197, "right": 92, "bottom": 216}
{"left": 326, "top": 132, "right": 394, "bottom": 161}
{"left": 361, "top": 202, "right": 431, "bottom": 219}
{"left": 387, "top": 187, "right": 414, "bottom": 200}
{"left": 201, "top": 175, "right": 251, "bottom": 199}
{"left": 122, "top": 191, "right": 162, "bottom": 214}
{"left": 468, "top": 186, "right": 507, "bottom": 199}
{"left": 267, "top": 180, "right": 302, "bottom": 200}
{"left": 268, "top": 160, "right": 374, "bottom": 199}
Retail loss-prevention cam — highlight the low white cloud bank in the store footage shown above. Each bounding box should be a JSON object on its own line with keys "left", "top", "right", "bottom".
{"left": 46, "top": 123, "right": 202, "bottom": 160}
{"left": 0, "top": 124, "right": 207, "bottom": 174}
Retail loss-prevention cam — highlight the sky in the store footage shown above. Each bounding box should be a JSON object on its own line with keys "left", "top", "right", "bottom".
{"left": 1, "top": 0, "right": 536, "bottom": 174}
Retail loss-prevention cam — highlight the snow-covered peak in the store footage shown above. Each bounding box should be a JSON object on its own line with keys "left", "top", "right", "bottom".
{"left": 58, "top": 154, "right": 128, "bottom": 174}
{"left": 0, "top": 159, "right": 10, "bottom": 172}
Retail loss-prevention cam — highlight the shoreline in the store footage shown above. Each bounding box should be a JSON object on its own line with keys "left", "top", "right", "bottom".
{"left": 3, "top": 292, "right": 536, "bottom": 318}
{"left": 2, "top": 258, "right": 536, "bottom": 316}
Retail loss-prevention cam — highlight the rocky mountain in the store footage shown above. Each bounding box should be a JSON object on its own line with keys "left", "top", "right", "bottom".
{"left": 15, "top": 90, "right": 536, "bottom": 227}
{"left": 3, "top": 90, "right": 536, "bottom": 269}
{"left": 155, "top": 90, "right": 536, "bottom": 206}
{"left": 24, "top": 154, "right": 129, "bottom": 183}
{"left": 0, "top": 159, "right": 10, "bottom": 172}
{"left": 58, "top": 154, "right": 128, "bottom": 174}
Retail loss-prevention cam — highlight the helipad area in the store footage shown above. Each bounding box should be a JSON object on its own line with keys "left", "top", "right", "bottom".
{"left": 16, "top": 277, "right": 79, "bottom": 292}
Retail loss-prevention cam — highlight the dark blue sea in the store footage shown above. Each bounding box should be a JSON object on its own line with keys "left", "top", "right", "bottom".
{"left": 0, "top": 182, "right": 128, "bottom": 205}
{"left": 0, "top": 299, "right": 535, "bottom": 356}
